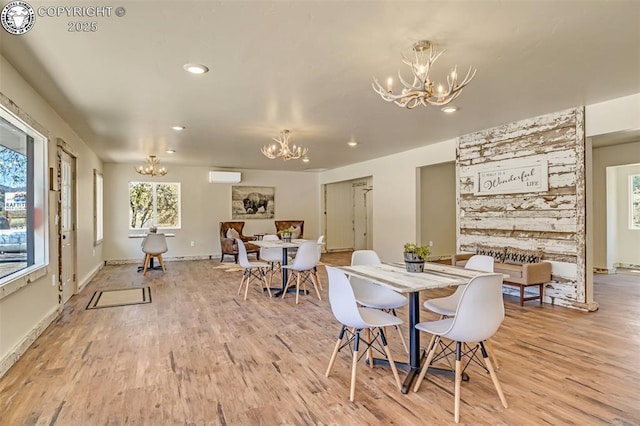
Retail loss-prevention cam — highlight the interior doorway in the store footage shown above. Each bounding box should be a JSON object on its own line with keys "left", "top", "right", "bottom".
{"left": 57, "top": 144, "right": 77, "bottom": 304}
{"left": 324, "top": 176, "right": 372, "bottom": 252}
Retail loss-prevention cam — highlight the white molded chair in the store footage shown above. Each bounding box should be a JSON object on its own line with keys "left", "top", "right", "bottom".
{"left": 141, "top": 233, "right": 168, "bottom": 275}
{"left": 236, "top": 239, "right": 271, "bottom": 300}
{"left": 259, "top": 234, "right": 292, "bottom": 287}
{"left": 313, "top": 235, "right": 326, "bottom": 289}
{"left": 423, "top": 254, "right": 500, "bottom": 367}
{"left": 324, "top": 266, "right": 402, "bottom": 402}
{"left": 424, "top": 255, "right": 494, "bottom": 316}
{"left": 281, "top": 241, "right": 321, "bottom": 304}
{"left": 350, "top": 250, "right": 409, "bottom": 353}
{"left": 413, "top": 273, "right": 508, "bottom": 423}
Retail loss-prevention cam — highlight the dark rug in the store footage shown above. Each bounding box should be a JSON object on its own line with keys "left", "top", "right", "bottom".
{"left": 86, "top": 287, "right": 152, "bottom": 309}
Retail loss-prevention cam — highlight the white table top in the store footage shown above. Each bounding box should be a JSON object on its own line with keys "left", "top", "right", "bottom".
{"left": 337, "top": 262, "right": 486, "bottom": 294}
{"left": 128, "top": 233, "right": 175, "bottom": 238}
{"left": 251, "top": 238, "right": 316, "bottom": 249}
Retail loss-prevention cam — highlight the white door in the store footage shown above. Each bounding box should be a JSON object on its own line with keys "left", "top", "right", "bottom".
{"left": 353, "top": 181, "right": 371, "bottom": 250}
{"left": 325, "top": 181, "right": 355, "bottom": 251}
{"left": 60, "top": 150, "right": 77, "bottom": 303}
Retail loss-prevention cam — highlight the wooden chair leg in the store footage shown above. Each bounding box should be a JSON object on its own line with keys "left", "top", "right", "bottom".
{"left": 326, "top": 325, "right": 346, "bottom": 377}
{"left": 282, "top": 274, "right": 294, "bottom": 299}
{"left": 413, "top": 336, "right": 439, "bottom": 392}
{"left": 485, "top": 338, "right": 500, "bottom": 369}
{"left": 380, "top": 328, "right": 402, "bottom": 391}
{"left": 157, "top": 254, "right": 166, "bottom": 272}
{"left": 481, "top": 342, "right": 508, "bottom": 408}
{"left": 309, "top": 271, "right": 322, "bottom": 301}
{"left": 244, "top": 271, "right": 251, "bottom": 301}
{"left": 349, "top": 330, "right": 360, "bottom": 402}
{"left": 237, "top": 272, "right": 246, "bottom": 296}
{"left": 261, "top": 269, "right": 272, "bottom": 297}
{"left": 454, "top": 342, "right": 462, "bottom": 423}
{"left": 295, "top": 272, "right": 301, "bottom": 304}
{"left": 366, "top": 328, "right": 373, "bottom": 368}
{"left": 142, "top": 254, "right": 151, "bottom": 276}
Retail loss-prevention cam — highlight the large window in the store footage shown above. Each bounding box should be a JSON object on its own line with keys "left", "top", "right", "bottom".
{"left": 631, "top": 174, "right": 640, "bottom": 230}
{"left": 129, "top": 182, "right": 181, "bottom": 229}
{"left": 94, "top": 170, "right": 103, "bottom": 244}
{"left": 0, "top": 104, "right": 48, "bottom": 284}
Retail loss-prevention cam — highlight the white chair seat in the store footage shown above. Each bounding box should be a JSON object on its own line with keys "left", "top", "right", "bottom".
{"left": 359, "top": 307, "right": 403, "bottom": 327}
{"left": 415, "top": 317, "right": 453, "bottom": 335}
{"left": 353, "top": 282, "right": 409, "bottom": 310}
{"left": 422, "top": 294, "right": 459, "bottom": 317}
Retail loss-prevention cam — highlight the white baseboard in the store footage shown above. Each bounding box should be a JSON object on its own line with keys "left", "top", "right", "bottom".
{"left": 78, "top": 262, "right": 104, "bottom": 293}
{"left": 0, "top": 305, "right": 60, "bottom": 379}
{"left": 105, "top": 254, "right": 215, "bottom": 266}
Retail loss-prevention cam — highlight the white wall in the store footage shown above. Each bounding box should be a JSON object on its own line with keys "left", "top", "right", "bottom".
{"left": 614, "top": 163, "right": 640, "bottom": 267}
{"left": 320, "top": 139, "right": 456, "bottom": 262}
{"left": 103, "top": 164, "right": 320, "bottom": 262}
{"left": 0, "top": 54, "right": 103, "bottom": 375}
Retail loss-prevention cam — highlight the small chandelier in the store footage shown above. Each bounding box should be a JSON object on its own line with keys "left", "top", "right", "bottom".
{"left": 135, "top": 155, "right": 167, "bottom": 177}
{"left": 373, "top": 40, "right": 476, "bottom": 109}
{"left": 261, "top": 129, "right": 308, "bottom": 161}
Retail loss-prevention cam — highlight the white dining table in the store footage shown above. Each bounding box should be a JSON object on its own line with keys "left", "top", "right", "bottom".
{"left": 337, "top": 262, "right": 486, "bottom": 393}
{"left": 251, "top": 238, "right": 313, "bottom": 295}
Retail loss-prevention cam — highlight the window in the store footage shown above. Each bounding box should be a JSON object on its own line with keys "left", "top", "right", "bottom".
{"left": 631, "top": 174, "right": 640, "bottom": 230}
{"left": 129, "top": 182, "right": 181, "bottom": 229}
{"left": 94, "top": 170, "right": 103, "bottom": 244}
{"left": 0, "top": 104, "right": 48, "bottom": 284}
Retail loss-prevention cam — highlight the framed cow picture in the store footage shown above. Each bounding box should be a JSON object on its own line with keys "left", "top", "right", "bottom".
{"left": 231, "top": 186, "right": 275, "bottom": 219}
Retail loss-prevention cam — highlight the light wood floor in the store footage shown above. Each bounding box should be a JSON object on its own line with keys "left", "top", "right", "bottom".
{"left": 1, "top": 253, "right": 639, "bottom": 425}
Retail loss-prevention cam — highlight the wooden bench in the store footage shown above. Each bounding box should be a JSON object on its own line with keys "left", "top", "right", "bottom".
{"left": 452, "top": 252, "right": 551, "bottom": 306}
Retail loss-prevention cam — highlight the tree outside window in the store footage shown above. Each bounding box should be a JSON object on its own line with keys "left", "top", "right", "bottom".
{"left": 129, "top": 182, "right": 180, "bottom": 229}
{"left": 631, "top": 174, "right": 640, "bottom": 230}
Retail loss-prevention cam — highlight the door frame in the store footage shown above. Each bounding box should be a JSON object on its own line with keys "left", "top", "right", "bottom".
{"left": 56, "top": 139, "right": 77, "bottom": 304}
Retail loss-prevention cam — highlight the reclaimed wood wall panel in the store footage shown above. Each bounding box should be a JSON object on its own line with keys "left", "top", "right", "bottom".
{"left": 456, "top": 107, "right": 589, "bottom": 310}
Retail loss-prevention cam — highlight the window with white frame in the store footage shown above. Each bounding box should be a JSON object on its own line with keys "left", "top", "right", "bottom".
{"left": 0, "top": 104, "right": 48, "bottom": 285}
{"left": 129, "top": 181, "right": 181, "bottom": 229}
{"left": 631, "top": 174, "right": 640, "bottom": 230}
{"left": 94, "top": 170, "right": 103, "bottom": 243}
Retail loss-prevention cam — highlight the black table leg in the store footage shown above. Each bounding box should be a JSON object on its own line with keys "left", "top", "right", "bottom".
{"left": 272, "top": 248, "right": 290, "bottom": 297}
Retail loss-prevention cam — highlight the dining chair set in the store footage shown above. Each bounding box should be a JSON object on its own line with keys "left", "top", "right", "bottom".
{"left": 234, "top": 236, "right": 324, "bottom": 303}
{"left": 325, "top": 251, "right": 508, "bottom": 423}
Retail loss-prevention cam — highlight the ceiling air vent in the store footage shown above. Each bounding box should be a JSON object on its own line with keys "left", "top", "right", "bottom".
{"left": 208, "top": 171, "right": 241, "bottom": 184}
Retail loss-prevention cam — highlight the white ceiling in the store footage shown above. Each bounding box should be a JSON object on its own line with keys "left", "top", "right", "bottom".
{"left": 1, "top": 1, "right": 639, "bottom": 171}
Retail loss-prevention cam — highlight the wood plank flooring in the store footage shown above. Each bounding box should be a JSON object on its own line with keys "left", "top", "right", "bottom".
{"left": 1, "top": 253, "right": 639, "bottom": 425}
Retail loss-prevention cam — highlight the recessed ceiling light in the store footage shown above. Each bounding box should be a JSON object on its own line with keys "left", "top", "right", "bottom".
{"left": 441, "top": 106, "right": 459, "bottom": 113}
{"left": 171, "top": 126, "right": 185, "bottom": 131}
{"left": 302, "top": 157, "right": 310, "bottom": 163}
{"left": 183, "top": 63, "right": 209, "bottom": 74}
{"left": 347, "top": 139, "right": 358, "bottom": 147}
{"left": 165, "top": 149, "right": 176, "bottom": 154}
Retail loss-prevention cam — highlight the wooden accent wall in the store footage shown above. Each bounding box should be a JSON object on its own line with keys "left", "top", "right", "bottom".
{"left": 457, "top": 107, "right": 591, "bottom": 310}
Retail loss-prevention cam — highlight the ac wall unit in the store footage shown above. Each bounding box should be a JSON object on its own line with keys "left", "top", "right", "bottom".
{"left": 208, "top": 171, "right": 241, "bottom": 183}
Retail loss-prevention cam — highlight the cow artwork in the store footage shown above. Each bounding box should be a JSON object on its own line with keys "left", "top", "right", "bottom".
{"left": 231, "top": 186, "right": 275, "bottom": 219}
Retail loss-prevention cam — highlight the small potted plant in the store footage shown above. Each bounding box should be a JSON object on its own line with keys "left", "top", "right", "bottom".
{"left": 403, "top": 242, "right": 431, "bottom": 273}
{"left": 278, "top": 226, "right": 295, "bottom": 242}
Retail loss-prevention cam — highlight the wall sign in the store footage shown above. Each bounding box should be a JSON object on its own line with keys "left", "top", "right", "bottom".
{"left": 475, "top": 160, "right": 548, "bottom": 195}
